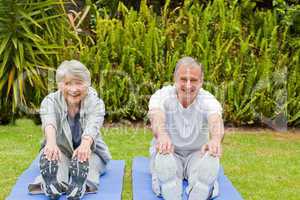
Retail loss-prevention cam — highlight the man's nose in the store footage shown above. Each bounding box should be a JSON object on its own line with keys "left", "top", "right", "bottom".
{"left": 186, "top": 80, "right": 192, "bottom": 88}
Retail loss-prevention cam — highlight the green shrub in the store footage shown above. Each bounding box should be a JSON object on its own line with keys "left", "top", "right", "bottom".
{"left": 0, "top": 0, "right": 299, "bottom": 127}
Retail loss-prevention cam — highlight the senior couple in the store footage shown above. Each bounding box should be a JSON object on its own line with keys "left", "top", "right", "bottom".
{"left": 28, "top": 57, "right": 224, "bottom": 200}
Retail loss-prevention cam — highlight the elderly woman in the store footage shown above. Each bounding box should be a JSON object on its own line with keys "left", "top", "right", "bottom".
{"left": 28, "top": 60, "right": 111, "bottom": 200}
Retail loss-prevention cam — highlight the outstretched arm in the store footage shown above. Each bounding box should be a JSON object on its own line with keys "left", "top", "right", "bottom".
{"left": 201, "top": 113, "right": 224, "bottom": 157}
{"left": 148, "top": 108, "right": 173, "bottom": 154}
{"left": 40, "top": 96, "right": 61, "bottom": 161}
{"left": 43, "top": 125, "right": 61, "bottom": 161}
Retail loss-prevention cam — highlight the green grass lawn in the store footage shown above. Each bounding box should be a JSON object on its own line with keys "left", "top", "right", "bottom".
{"left": 1, "top": 119, "right": 299, "bottom": 200}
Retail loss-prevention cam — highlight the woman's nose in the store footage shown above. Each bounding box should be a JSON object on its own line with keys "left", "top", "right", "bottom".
{"left": 69, "top": 84, "right": 78, "bottom": 92}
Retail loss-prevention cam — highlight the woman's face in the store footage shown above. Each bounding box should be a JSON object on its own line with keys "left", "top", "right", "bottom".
{"left": 60, "top": 75, "right": 88, "bottom": 106}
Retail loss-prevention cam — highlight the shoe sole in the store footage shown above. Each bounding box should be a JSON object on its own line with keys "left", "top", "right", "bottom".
{"left": 40, "top": 154, "right": 62, "bottom": 199}
{"left": 67, "top": 158, "right": 89, "bottom": 199}
{"left": 188, "top": 153, "right": 219, "bottom": 200}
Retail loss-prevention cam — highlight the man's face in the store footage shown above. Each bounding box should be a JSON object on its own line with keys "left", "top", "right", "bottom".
{"left": 175, "top": 65, "right": 202, "bottom": 106}
{"left": 60, "top": 75, "right": 87, "bottom": 106}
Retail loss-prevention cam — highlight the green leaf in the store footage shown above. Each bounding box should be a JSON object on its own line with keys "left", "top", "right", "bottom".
{"left": 0, "top": 35, "right": 10, "bottom": 56}
{"left": 18, "top": 9, "right": 43, "bottom": 29}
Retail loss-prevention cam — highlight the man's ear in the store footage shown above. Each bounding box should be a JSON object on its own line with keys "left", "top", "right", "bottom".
{"left": 174, "top": 76, "right": 179, "bottom": 88}
{"left": 199, "top": 74, "right": 204, "bottom": 88}
{"left": 199, "top": 80, "right": 203, "bottom": 89}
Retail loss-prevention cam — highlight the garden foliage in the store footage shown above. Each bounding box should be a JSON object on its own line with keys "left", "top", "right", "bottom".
{"left": 0, "top": 0, "right": 299, "bottom": 127}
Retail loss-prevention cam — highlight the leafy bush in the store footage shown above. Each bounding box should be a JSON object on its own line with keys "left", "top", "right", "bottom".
{"left": 0, "top": 0, "right": 299, "bottom": 127}
{"left": 82, "top": 0, "right": 299, "bottom": 127}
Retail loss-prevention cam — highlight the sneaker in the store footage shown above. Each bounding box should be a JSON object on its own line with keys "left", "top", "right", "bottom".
{"left": 67, "top": 157, "right": 89, "bottom": 200}
{"left": 188, "top": 153, "right": 219, "bottom": 200}
{"left": 154, "top": 154, "right": 182, "bottom": 200}
{"left": 39, "top": 154, "right": 62, "bottom": 200}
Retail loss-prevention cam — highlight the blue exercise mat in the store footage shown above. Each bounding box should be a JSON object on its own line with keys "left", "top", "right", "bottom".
{"left": 6, "top": 157, "right": 125, "bottom": 200}
{"left": 132, "top": 157, "right": 243, "bottom": 200}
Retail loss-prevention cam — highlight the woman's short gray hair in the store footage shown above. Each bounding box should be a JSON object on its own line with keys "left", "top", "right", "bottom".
{"left": 174, "top": 57, "right": 203, "bottom": 79}
{"left": 56, "top": 60, "right": 91, "bottom": 86}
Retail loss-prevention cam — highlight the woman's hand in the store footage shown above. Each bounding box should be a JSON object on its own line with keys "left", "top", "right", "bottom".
{"left": 44, "top": 142, "right": 61, "bottom": 161}
{"left": 43, "top": 125, "right": 61, "bottom": 161}
{"left": 73, "top": 136, "right": 92, "bottom": 162}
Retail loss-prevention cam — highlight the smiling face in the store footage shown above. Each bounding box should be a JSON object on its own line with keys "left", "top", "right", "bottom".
{"left": 59, "top": 75, "right": 88, "bottom": 106}
{"left": 175, "top": 65, "right": 203, "bottom": 107}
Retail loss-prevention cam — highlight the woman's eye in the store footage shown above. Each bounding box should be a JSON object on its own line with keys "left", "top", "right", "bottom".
{"left": 76, "top": 82, "right": 84, "bottom": 86}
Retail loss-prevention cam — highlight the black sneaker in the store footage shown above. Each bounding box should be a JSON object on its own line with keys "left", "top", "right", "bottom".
{"left": 67, "top": 157, "right": 89, "bottom": 200}
{"left": 39, "top": 154, "right": 63, "bottom": 200}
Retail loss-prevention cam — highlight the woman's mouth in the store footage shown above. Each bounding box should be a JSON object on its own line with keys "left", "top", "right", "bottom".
{"left": 68, "top": 93, "right": 80, "bottom": 97}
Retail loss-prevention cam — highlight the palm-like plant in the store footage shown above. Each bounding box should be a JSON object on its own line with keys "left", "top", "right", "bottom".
{"left": 0, "top": 0, "right": 72, "bottom": 123}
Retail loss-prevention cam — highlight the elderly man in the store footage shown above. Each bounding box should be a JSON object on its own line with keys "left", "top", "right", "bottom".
{"left": 148, "top": 57, "right": 224, "bottom": 200}
{"left": 28, "top": 60, "right": 111, "bottom": 200}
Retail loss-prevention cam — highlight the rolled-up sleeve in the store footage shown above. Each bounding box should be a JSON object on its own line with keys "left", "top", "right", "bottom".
{"left": 40, "top": 96, "right": 58, "bottom": 132}
{"left": 82, "top": 97, "right": 105, "bottom": 142}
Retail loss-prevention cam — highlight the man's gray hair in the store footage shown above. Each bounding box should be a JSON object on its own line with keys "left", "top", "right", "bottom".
{"left": 56, "top": 60, "right": 91, "bottom": 86}
{"left": 174, "top": 57, "right": 203, "bottom": 79}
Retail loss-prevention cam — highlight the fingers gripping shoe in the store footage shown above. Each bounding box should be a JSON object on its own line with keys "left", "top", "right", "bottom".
{"left": 67, "top": 158, "right": 89, "bottom": 200}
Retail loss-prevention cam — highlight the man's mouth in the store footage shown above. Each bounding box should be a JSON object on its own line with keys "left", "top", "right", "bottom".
{"left": 181, "top": 88, "right": 194, "bottom": 93}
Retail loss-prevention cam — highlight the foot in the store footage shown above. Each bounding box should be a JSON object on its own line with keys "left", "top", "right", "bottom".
{"left": 39, "top": 154, "right": 62, "bottom": 200}
{"left": 67, "top": 157, "right": 89, "bottom": 200}
{"left": 188, "top": 154, "right": 219, "bottom": 200}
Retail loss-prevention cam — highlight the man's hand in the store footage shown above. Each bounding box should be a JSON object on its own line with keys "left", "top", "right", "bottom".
{"left": 156, "top": 133, "right": 174, "bottom": 154}
{"left": 201, "top": 139, "right": 222, "bottom": 157}
{"left": 206, "top": 113, "right": 224, "bottom": 158}
{"left": 149, "top": 108, "right": 173, "bottom": 154}
{"left": 44, "top": 142, "right": 61, "bottom": 161}
{"left": 73, "top": 137, "right": 92, "bottom": 162}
